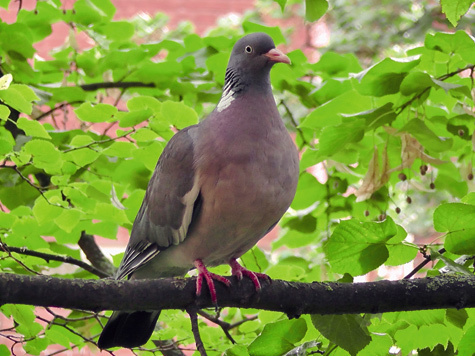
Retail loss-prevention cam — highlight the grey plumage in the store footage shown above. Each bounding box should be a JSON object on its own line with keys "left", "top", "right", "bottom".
{"left": 98, "top": 32, "right": 299, "bottom": 349}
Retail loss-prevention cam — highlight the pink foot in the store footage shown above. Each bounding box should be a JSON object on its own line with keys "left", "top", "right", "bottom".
{"left": 194, "top": 259, "right": 231, "bottom": 305}
{"left": 229, "top": 258, "right": 270, "bottom": 291}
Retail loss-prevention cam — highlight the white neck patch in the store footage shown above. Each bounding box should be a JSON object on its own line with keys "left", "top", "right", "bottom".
{"left": 216, "top": 83, "right": 235, "bottom": 113}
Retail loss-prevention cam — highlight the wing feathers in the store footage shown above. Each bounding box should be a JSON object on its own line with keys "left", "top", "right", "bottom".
{"left": 115, "top": 126, "right": 200, "bottom": 279}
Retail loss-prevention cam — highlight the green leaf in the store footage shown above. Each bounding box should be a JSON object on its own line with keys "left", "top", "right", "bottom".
{"left": 0, "top": 104, "right": 10, "bottom": 120}
{"left": 0, "top": 345, "right": 9, "bottom": 356}
{"left": 103, "top": 141, "right": 136, "bottom": 158}
{"left": 400, "top": 119, "right": 452, "bottom": 152}
{"left": 0, "top": 0, "right": 11, "bottom": 9}
{"left": 434, "top": 203, "right": 475, "bottom": 254}
{"left": 324, "top": 217, "right": 398, "bottom": 275}
{"left": 248, "top": 318, "right": 307, "bottom": 356}
{"left": 73, "top": 0, "right": 115, "bottom": 26}
{"left": 54, "top": 209, "right": 81, "bottom": 233}
{"left": 458, "top": 324, "right": 475, "bottom": 355}
{"left": 301, "top": 89, "right": 372, "bottom": 128}
{"left": 305, "top": 0, "right": 328, "bottom": 22}
{"left": 17, "top": 117, "right": 52, "bottom": 139}
{"left": 161, "top": 100, "right": 198, "bottom": 129}
{"left": 290, "top": 172, "right": 325, "bottom": 210}
{"left": 2, "top": 305, "right": 43, "bottom": 338}
{"left": 74, "top": 102, "right": 118, "bottom": 123}
{"left": 354, "top": 56, "right": 420, "bottom": 96}
{"left": 242, "top": 22, "right": 286, "bottom": 45}
{"left": 317, "top": 118, "right": 365, "bottom": 160}
{"left": 32, "top": 196, "right": 63, "bottom": 224}
{"left": 311, "top": 314, "right": 371, "bottom": 355}
{"left": 24, "top": 337, "right": 49, "bottom": 355}
{"left": 0, "top": 84, "right": 39, "bottom": 114}
{"left": 23, "top": 139, "right": 62, "bottom": 172}
{"left": 343, "top": 103, "right": 396, "bottom": 130}
{"left": 0, "top": 23, "right": 36, "bottom": 59}
{"left": 45, "top": 325, "right": 72, "bottom": 349}
{"left": 131, "top": 128, "right": 159, "bottom": 142}
{"left": 440, "top": 0, "right": 473, "bottom": 27}
{"left": 119, "top": 109, "right": 153, "bottom": 128}
{"left": 240, "top": 246, "right": 269, "bottom": 274}
{"left": 445, "top": 309, "right": 468, "bottom": 329}
{"left": 274, "top": 0, "right": 287, "bottom": 12}
{"left": 400, "top": 72, "right": 434, "bottom": 95}
{"left": 94, "top": 21, "right": 135, "bottom": 41}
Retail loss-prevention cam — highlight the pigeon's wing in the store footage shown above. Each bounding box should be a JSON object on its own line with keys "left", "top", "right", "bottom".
{"left": 116, "top": 126, "right": 200, "bottom": 280}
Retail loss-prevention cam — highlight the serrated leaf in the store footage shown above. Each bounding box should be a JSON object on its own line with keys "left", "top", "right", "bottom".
{"left": 17, "top": 117, "right": 52, "bottom": 139}
{"left": 458, "top": 324, "right": 475, "bottom": 355}
{"left": 248, "top": 318, "right": 307, "bottom": 356}
{"left": 0, "top": 84, "right": 39, "bottom": 114}
{"left": 434, "top": 203, "right": 475, "bottom": 254}
{"left": 103, "top": 141, "right": 136, "bottom": 158}
{"left": 74, "top": 102, "right": 118, "bottom": 123}
{"left": 23, "top": 139, "right": 62, "bottom": 172}
{"left": 119, "top": 108, "right": 153, "bottom": 128}
{"left": 441, "top": 0, "right": 473, "bottom": 27}
{"left": 354, "top": 56, "right": 420, "bottom": 97}
{"left": 324, "top": 217, "right": 398, "bottom": 275}
{"left": 301, "top": 89, "right": 372, "bottom": 128}
{"left": 317, "top": 118, "right": 365, "bottom": 160}
{"left": 161, "top": 100, "right": 198, "bottom": 129}
{"left": 311, "top": 314, "right": 371, "bottom": 355}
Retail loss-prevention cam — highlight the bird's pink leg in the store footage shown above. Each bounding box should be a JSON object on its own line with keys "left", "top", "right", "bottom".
{"left": 229, "top": 258, "right": 270, "bottom": 291}
{"left": 194, "top": 259, "right": 231, "bottom": 305}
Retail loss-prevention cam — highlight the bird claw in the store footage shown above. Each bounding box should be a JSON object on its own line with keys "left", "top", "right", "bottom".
{"left": 194, "top": 259, "right": 231, "bottom": 305}
{"left": 229, "top": 258, "right": 270, "bottom": 291}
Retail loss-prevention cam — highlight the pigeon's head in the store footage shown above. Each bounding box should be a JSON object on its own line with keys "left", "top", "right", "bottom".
{"left": 226, "top": 32, "right": 290, "bottom": 87}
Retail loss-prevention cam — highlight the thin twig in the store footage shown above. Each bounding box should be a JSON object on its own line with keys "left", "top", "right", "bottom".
{"left": 0, "top": 242, "right": 40, "bottom": 275}
{"left": 280, "top": 99, "right": 311, "bottom": 149}
{"left": 396, "top": 64, "right": 475, "bottom": 116}
{"left": 35, "top": 101, "right": 83, "bottom": 121}
{"left": 404, "top": 247, "right": 446, "bottom": 279}
{"left": 197, "top": 310, "right": 236, "bottom": 344}
{"left": 197, "top": 310, "right": 258, "bottom": 344}
{"left": 187, "top": 309, "right": 207, "bottom": 356}
{"left": 78, "top": 232, "right": 116, "bottom": 277}
{"left": 62, "top": 129, "right": 135, "bottom": 153}
{"left": 80, "top": 81, "right": 155, "bottom": 91}
{"left": 0, "top": 243, "right": 109, "bottom": 278}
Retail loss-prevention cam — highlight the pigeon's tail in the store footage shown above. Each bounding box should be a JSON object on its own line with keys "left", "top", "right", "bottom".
{"left": 98, "top": 310, "right": 160, "bottom": 349}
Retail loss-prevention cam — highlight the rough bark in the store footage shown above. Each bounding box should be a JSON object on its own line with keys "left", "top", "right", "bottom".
{"left": 0, "top": 273, "right": 474, "bottom": 316}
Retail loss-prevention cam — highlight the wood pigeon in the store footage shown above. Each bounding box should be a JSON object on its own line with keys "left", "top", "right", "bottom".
{"left": 98, "top": 32, "right": 299, "bottom": 349}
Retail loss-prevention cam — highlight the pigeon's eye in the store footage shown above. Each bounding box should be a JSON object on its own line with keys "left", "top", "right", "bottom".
{"left": 245, "top": 45, "right": 253, "bottom": 54}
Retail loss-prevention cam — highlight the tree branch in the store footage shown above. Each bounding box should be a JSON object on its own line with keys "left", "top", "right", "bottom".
{"left": 0, "top": 243, "right": 109, "bottom": 278}
{"left": 78, "top": 232, "right": 116, "bottom": 277}
{"left": 80, "top": 81, "right": 155, "bottom": 91}
{"left": 0, "top": 273, "right": 474, "bottom": 316}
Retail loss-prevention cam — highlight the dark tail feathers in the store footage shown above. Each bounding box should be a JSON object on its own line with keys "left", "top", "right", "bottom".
{"left": 98, "top": 310, "right": 160, "bottom": 349}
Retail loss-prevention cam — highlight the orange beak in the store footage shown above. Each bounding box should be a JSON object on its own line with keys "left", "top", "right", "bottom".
{"left": 264, "top": 48, "right": 291, "bottom": 64}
